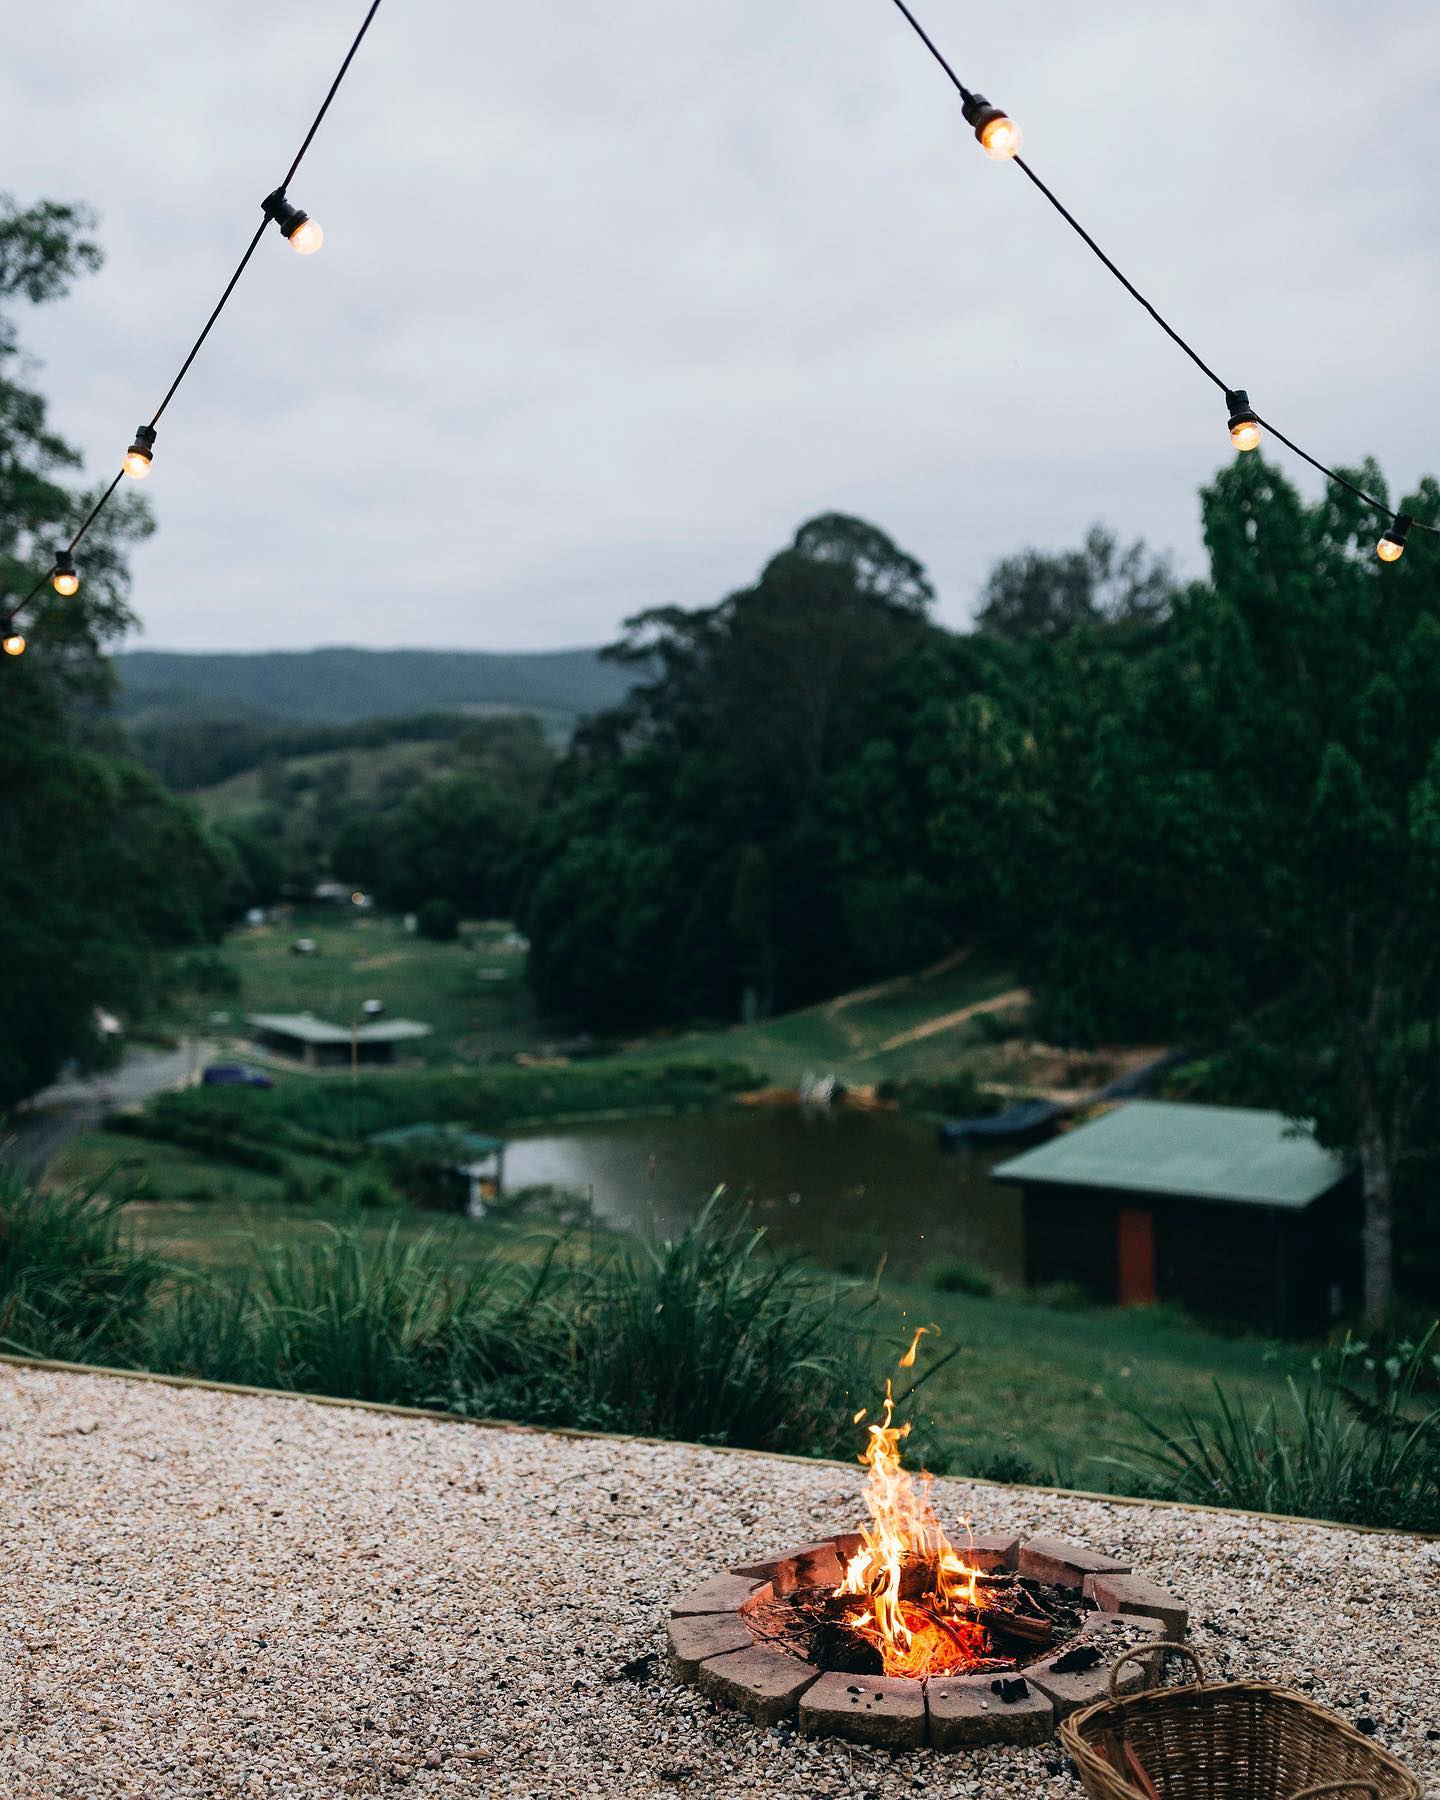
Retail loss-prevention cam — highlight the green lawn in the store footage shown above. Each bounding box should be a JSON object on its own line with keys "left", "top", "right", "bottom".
{"left": 196, "top": 911, "right": 543, "bottom": 1065}
{"left": 880, "top": 1278, "right": 1304, "bottom": 1488}
{"left": 627, "top": 950, "right": 1025, "bottom": 1090}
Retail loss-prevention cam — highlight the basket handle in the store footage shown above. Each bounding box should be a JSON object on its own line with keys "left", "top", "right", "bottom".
{"left": 1107, "top": 1640, "right": 1208, "bottom": 1699}
{"left": 1287, "top": 1787, "right": 1381, "bottom": 1800}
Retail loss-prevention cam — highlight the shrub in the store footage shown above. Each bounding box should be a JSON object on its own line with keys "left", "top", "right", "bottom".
{"left": 929, "top": 1258, "right": 994, "bottom": 1298}
{"left": 1109, "top": 1329, "right": 1440, "bottom": 1531}
{"left": 878, "top": 1073, "right": 996, "bottom": 1119}
{"left": 416, "top": 898, "right": 460, "bottom": 942}
{"left": 105, "top": 1110, "right": 286, "bottom": 1176}
{"left": 0, "top": 1169, "right": 164, "bottom": 1364}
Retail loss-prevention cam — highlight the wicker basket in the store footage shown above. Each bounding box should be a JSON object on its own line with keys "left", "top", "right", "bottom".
{"left": 1059, "top": 1643, "right": 1423, "bottom": 1800}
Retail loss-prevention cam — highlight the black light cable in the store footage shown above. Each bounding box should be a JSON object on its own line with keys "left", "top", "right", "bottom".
{"left": 882, "top": 0, "right": 1437, "bottom": 562}
{"left": 5, "top": 0, "right": 385, "bottom": 649}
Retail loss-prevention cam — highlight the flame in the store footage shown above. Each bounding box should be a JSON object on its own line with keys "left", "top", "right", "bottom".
{"left": 834, "top": 1379, "right": 995, "bottom": 1678}
{"left": 898, "top": 1325, "right": 932, "bottom": 1369}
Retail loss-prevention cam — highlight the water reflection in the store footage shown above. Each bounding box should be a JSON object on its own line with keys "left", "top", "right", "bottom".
{"left": 502, "top": 1106, "right": 1022, "bottom": 1282}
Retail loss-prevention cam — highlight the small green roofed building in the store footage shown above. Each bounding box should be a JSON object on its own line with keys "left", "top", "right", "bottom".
{"left": 991, "top": 1101, "right": 1357, "bottom": 1333}
{"left": 367, "top": 1124, "right": 506, "bottom": 1214}
{"left": 247, "top": 1011, "right": 433, "bottom": 1068}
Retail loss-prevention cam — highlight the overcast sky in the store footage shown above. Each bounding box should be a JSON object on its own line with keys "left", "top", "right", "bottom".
{"left": 7, "top": 1, "right": 1439, "bottom": 651}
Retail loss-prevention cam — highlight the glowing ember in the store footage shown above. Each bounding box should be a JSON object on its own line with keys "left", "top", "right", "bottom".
{"left": 835, "top": 1378, "right": 1000, "bottom": 1678}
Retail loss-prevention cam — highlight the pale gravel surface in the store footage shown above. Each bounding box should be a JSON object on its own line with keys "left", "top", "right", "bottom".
{"left": 1, "top": 1366, "right": 1437, "bottom": 1800}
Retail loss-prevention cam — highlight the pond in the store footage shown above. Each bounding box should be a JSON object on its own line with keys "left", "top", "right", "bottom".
{"left": 501, "top": 1105, "right": 1022, "bottom": 1283}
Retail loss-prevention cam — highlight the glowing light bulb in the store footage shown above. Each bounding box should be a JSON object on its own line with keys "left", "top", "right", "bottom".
{"left": 51, "top": 551, "right": 79, "bottom": 597}
{"left": 124, "top": 426, "right": 156, "bottom": 479}
{"left": 979, "top": 114, "right": 1022, "bottom": 159}
{"left": 962, "top": 93, "right": 1022, "bottom": 162}
{"left": 262, "top": 189, "right": 324, "bottom": 256}
{"left": 2, "top": 628, "right": 25, "bottom": 657}
{"left": 1225, "top": 389, "right": 1261, "bottom": 453}
{"left": 288, "top": 217, "right": 324, "bottom": 255}
{"left": 1377, "top": 514, "right": 1412, "bottom": 563}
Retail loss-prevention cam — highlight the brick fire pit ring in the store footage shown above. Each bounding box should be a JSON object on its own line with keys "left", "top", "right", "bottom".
{"left": 668, "top": 1532, "right": 1189, "bottom": 1749}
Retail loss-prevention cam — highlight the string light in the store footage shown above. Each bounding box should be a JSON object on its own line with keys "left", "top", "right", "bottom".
{"left": 50, "top": 552, "right": 80, "bottom": 598}
{"left": 961, "top": 94, "right": 1021, "bottom": 160}
{"left": 262, "top": 189, "right": 325, "bottom": 254}
{"left": 124, "top": 424, "right": 157, "bottom": 480}
{"left": 883, "top": 0, "right": 1438, "bottom": 557}
{"left": 2, "top": 623, "right": 25, "bottom": 658}
{"left": 1377, "top": 515, "right": 1412, "bottom": 563}
{"left": 1226, "top": 390, "right": 1262, "bottom": 454}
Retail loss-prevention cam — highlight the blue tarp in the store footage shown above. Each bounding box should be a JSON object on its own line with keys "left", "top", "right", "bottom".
{"left": 937, "top": 1098, "right": 1062, "bottom": 1151}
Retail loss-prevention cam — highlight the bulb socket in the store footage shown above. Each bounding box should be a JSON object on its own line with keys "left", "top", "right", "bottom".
{"left": 961, "top": 92, "right": 1009, "bottom": 145}
{"left": 1225, "top": 389, "right": 1259, "bottom": 432}
{"left": 262, "top": 188, "right": 311, "bottom": 241}
{"left": 125, "top": 423, "right": 156, "bottom": 473}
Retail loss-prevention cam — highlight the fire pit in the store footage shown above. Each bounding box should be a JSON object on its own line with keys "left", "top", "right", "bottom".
{"left": 668, "top": 1385, "right": 1190, "bottom": 1749}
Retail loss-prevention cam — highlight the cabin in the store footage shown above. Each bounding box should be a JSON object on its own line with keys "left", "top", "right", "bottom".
{"left": 991, "top": 1100, "right": 1359, "bottom": 1334}
{"left": 367, "top": 1124, "right": 506, "bottom": 1214}
{"left": 247, "top": 1011, "right": 433, "bottom": 1068}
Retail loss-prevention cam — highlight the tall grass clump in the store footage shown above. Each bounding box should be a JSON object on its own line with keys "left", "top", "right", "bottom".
{"left": 497, "top": 1191, "right": 873, "bottom": 1455}
{"left": 0, "top": 1167, "right": 164, "bottom": 1364}
{"left": 1111, "top": 1329, "right": 1440, "bottom": 1531}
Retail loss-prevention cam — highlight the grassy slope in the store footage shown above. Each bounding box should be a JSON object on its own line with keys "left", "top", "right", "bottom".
{"left": 627, "top": 951, "right": 1024, "bottom": 1090}
{"left": 192, "top": 739, "right": 454, "bottom": 822}
{"left": 49, "top": 1125, "right": 1300, "bottom": 1488}
{"left": 200, "top": 913, "right": 542, "bottom": 1064}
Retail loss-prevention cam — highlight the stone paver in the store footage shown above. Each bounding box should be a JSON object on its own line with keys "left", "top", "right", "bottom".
{"left": 665, "top": 1609, "right": 752, "bottom": 1678}
{"left": 927, "top": 1674, "right": 1054, "bottom": 1749}
{"left": 1085, "top": 1570, "right": 1189, "bottom": 1639}
{"left": 1018, "top": 1534, "right": 1131, "bottom": 1589}
{"left": 695, "top": 1644, "right": 819, "bottom": 1726}
{"left": 798, "top": 1672, "right": 927, "bottom": 1748}
{"left": 668, "top": 1573, "right": 771, "bottom": 1616}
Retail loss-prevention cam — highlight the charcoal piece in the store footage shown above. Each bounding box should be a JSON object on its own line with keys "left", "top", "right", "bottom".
{"left": 611, "top": 1651, "right": 659, "bottom": 1683}
{"left": 1048, "top": 1645, "right": 1102, "bottom": 1675}
{"left": 812, "top": 1618, "right": 884, "bottom": 1676}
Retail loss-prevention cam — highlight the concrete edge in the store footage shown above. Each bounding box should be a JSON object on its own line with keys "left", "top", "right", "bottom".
{"left": 0, "top": 1351, "right": 1429, "bottom": 1542}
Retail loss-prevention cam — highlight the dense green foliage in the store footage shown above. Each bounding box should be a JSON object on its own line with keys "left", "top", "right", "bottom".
{"left": 1114, "top": 1331, "right": 1440, "bottom": 1531}
{"left": 0, "top": 195, "right": 233, "bottom": 1105}
{"left": 142, "top": 1058, "right": 765, "bottom": 1145}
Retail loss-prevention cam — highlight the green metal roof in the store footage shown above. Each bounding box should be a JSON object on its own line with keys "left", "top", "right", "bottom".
{"left": 368, "top": 1124, "right": 506, "bottom": 1157}
{"left": 991, "top": 1101, "right": 1348, "bottom": 1211}
{"left": 247, "top": 1012, "right": 433, "bottom": 1045}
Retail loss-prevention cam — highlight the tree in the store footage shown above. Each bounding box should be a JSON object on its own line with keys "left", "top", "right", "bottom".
{"left": 938, "top": 461, "right": 1440, "bottom": 1319}
{"left": 975, "top": 524, "right": 1176, "bottom": 642}
{"left": 519, "top": 514, "right": 940, "bottom": 1027}
{"left": 0, "top": 194, "right": 230, "bottom": 1106}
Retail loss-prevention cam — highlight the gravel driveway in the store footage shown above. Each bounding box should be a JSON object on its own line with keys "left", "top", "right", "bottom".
{"left": 1, "top": 1363, "right": 1436, "bottom": 1798}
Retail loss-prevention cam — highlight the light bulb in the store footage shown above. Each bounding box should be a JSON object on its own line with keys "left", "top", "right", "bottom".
{"left": 1225, "top": 389, "right": 1262, "bottom": 453}
{"left": 123, "top": 424, "right": 156, "bottom": 479}
{"left": 962, "top": 93, "right": 1022, "bottom": 162}
{"left": 2, "top": 629, "right": 25, "bottom": 657}
{"left": 288, "top": 217, "right": 324, "bottom": 255}
{"left": 262, "top": 189, "right": 324, "bottom": 256}
{"left": 51, "top": 551, "right": 79, "bottom": 597}
{"left": 1377, "top": 514, "right": 1412, "bottom": 563}
{"left": 1230, "top": 419, "right": 1262, "bottom": 453}
{"left": 979, "top": 114, "right": 1022, "bottom": 159}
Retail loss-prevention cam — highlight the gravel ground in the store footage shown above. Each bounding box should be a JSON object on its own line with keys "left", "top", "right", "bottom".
{"left": 1, "top": 1364, "right": 1436, "bottom": 1799}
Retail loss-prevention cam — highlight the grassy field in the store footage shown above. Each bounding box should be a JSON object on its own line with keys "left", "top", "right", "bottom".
{"left": 49, "top": 1127, "right": 1303, "bottom": 1489}
{"left": 191, "top": 739, "right": 453, "bottom": 821}
{"left": 194, "top": 911, "right": 544, "bottom": 1065}
{"left": 627, "top": 950, "right": 1027, "bottom": 1090}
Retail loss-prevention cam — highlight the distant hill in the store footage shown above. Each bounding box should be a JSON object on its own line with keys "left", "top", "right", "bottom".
{"left": 113, "top": 646, "right": 633, "bottom": 733}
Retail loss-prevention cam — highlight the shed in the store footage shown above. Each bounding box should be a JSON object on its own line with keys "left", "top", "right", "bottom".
{"left": 247, "top": 1011, "right": 433, "bottom": 1068}
{"left": 991, "top": 1100, "right": 1357, "bottom": 1333}
{"left": 367, "top": 1124, "right": 506, "bottom": 1214}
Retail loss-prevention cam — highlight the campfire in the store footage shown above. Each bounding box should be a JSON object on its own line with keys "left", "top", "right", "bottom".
{"left": 744, "top": 1377, "right": 1083, "bottom": 1683}
{"left": 831, "top": 1380, "right": 1062, "bottom": 1677}
{"left": 667, "top": 1335, "right": 1191, "bottom": 1749}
